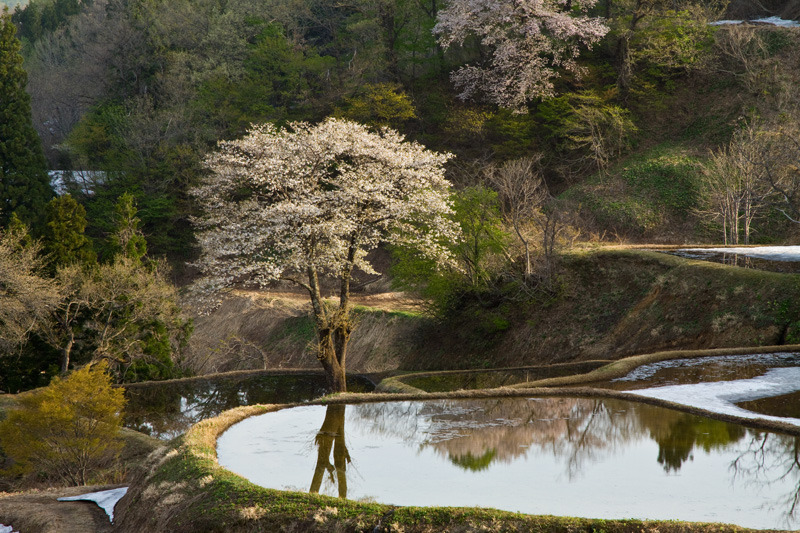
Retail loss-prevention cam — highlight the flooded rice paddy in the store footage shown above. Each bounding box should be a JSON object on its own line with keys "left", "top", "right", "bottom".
{"left": 217, "top": 397, "right": 800, "bottom": 529}
{"left": 662, "top": 246, "right": 800, "bottom": 273}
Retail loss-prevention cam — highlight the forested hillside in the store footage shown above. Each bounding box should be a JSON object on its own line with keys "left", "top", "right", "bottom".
{"left": 3, "top": 0, "right": 800, "bottom": 392}
{"left": 9, "top": 0, "right": 800, "bottom": 263}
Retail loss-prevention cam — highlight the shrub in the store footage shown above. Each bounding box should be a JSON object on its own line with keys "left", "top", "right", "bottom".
{"left": 0, "top": 361, "right": 126, "bottom": 485}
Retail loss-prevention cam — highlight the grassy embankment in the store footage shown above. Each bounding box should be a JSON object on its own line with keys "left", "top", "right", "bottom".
{"left": 403, "top": 247, "right": 800, "bottom": 371}
{"left": 188, "top": 248, "right": 800, "bottom": 376}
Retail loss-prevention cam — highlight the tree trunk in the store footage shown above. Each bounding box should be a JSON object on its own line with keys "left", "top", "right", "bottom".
{"left": 616, "top": 33, "right": 632, "bottom": 101}
{"left": 318, "top": 326, "right": 349, "bottom": 393}
{"left": 60, "top": 330, "right": 74, "bottom": 374}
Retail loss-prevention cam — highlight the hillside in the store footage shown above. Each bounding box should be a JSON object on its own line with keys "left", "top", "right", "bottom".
{"left": 7, "top": 0, "right": 800, "bottom": 260}
{"left": 182, "top": 248, "right": 800, "bottom": 373}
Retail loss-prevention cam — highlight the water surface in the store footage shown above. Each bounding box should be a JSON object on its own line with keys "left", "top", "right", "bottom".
{"left": 590, "top": 352, "right": 800, "bottom": 390}
{"left": 124, "top": 373, "right": 373, "bottom": 440}
{"left": 217, "top": 397, "right": 800, "bottom": 529}
{"left": 662, "top": 246, "right": 800, "bottom": 273}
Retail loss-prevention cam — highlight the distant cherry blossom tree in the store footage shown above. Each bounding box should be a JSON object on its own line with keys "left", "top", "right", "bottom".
{"left": 192, "top": 118, "right": 458, "bottom": 392}
{"left": 434, "top": 0, "right": 609, "bottom": 112}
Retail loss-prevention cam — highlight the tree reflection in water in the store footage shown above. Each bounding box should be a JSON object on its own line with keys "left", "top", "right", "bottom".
{"left": 310, "top": 404, "right": 350, "bottom": 498}
{"left": 124, "top": 374, "right": 372, "bottom": 440}
{"left": 218, "top": 398, "right": 800, "bottom": 528}
{"left": 731, "top": 432, "right": 800, "bottom": 525}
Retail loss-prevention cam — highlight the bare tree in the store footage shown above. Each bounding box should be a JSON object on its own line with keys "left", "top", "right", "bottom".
{"left": 698, "top": 125, "right": 775, "bottom": 245}
{"left": 487, "top": 156, "right": 549, "bottom": 280}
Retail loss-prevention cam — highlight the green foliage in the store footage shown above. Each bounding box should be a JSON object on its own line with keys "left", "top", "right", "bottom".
{"left": 0, "top": 9, "right": 53, "bottom": 230}
{"left": 629, "top": 9, "right": 716, "bottom": 84}
{"left": 0, "top": 333, "right": 59, "bottom": 393}
{"left": 194, "top": 22, "right": 335, "bottom": 137}
{"left": 392, "top": 186, "right": 509, "bottom": 316}
{"left": 758, "top": 28, "right": 792, "bottom": 56}
{"left": 485, "top": 110, "right": 539, "bottom": 161}
{"left": 449, "top": 449, "right": 497, "bottom": 472}
{"left": 536, "top": 91, "right": 636, "bottom": 171}
{"left": 11, "top": 0, "right": 84, "bottom": 46}
{"left": 334, "top": 83, "right": 416, "bottom": 129}
{"left": 108, "top": 192, "right": 147, "bottom": 263}
{"left": 43, "top": 194, "right": 96, "bottom": 270}
{"left": 621, "top": 148, "right": 700, "bottom": 215}
{"left": 564, "top": 144, "right": 701, "bottom": 235}
{"left": 0, "top": 361, "right": 125, "bottom": 485}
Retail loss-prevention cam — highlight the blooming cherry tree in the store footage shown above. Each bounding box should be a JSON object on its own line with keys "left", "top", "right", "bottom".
{"left": 192, "top": 118, "right": 458, "bottom": 392}
{"left": 434, "top": 0, "right": 609, "bottom": 112}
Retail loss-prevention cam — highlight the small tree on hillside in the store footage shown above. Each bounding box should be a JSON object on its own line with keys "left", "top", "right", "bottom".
{"left": 192, "top": 118, "right": 458, "bottom": 392}
{"left": 43, "top": 194, "right": 97, "bottom": 271}
{"left": 0, "top": 361, "right": 125, "bottom": 486}
{"left": 487, "top": 156, "right": 549, "bottom": 280}
{"left": 699, "top": 125, "right": 774, "bottom": 245}
{"left": 0, "top": 8, "right": 54, "bottom": 229}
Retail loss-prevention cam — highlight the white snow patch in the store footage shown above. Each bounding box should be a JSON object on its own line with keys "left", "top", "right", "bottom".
{"left": 629, "top": 366, "right": 800, "bottom": 426}
{"left": 710, "top": 17, "right": 800, "bottom": 27}
{"left": 753, "top": 16, "right": 800, "bottom": 27}
{"left": 680, "top": 245, "right": 800, "bottom": 261}
{"left": 614, "top": 352, "right": 798, "bottom": 382}
{"left": 0, "top": 525, "right": 19, "bottom": 533}
{"left": 57, "top": 487, "right": 128, "bottom": 522}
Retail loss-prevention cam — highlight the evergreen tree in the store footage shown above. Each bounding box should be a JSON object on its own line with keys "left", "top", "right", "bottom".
{"left": 107, "top": 192, "right": 147, "bottom": 263}
{"left": 0, "top": 8, "right": 53, "bottom": 230}
{"left": 43, "top": 194, "right": 96, "bottom": 271}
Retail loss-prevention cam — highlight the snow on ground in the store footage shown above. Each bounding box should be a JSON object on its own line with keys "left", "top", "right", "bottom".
{"left": 0, "top": 525, "right": 19, "bottom": 533}
{"left": 57, "top": 487, "right": 128, "bottom": 522}
{"left": 628, "top": 366, "right": 800, "bottom": 426}
{"left": 613, "top": 352, "right": 799, "bottom": 382}
{"left": 710, "top": 17, "right": 800, "bottom": 27}
{"left": 680, "top": 245, "right": 800, "bottom": 261}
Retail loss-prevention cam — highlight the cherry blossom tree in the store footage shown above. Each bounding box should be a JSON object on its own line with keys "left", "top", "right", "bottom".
{"left": 192, "top": 118, "right": 458, "bottom": 392}
{"left": 433, "top": 0, "right": 608, "bottom": 112}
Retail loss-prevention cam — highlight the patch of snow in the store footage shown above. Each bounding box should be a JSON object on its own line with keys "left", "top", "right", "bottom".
{"left": 0, "top": 525, "right": 19, "bottom": 533}
{"left": 629, "top": 366, "right": 800, "bottom": 426}
{"left": 753, "top": 16, "right": 800, "bottom": 27}
{"left": 57, "top": 487, "right": 128, "bottom": 522}
{"left": 710, "top": 17, "right": 800, "bottom": 27}
{"left": 680, "top": 245, "right": 800, "bottom": 261}
{"left": 614, "top": 352, "right": 799, "bottom": 381}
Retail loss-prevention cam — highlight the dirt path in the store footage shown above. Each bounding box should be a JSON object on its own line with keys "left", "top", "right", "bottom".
{"left": 0, "top": 485, "right": 121, "bottom": 533}
{"left": 233, "top": 289, "right": 425, "bottom": 313}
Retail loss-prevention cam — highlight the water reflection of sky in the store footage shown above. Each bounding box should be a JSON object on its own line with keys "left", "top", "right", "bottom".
{"left": 216, "top": 398, "right": 800, "bottom": 529}
{"left": 661, "top": 246, "right": 800, "bottom": 273}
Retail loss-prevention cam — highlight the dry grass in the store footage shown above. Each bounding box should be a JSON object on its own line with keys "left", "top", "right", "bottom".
{"left": 0, "top": 484, "right": 122, "bottom": 533}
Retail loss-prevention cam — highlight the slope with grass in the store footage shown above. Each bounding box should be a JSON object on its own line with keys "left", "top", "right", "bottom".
{"left": 185, "top": 248, "right": 800, "bottom": 374}
{"left": 409, "top": 248, "right": 800, "bottom": 371}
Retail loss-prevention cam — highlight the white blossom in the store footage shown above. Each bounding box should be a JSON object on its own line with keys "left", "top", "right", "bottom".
{"left": 192, "top": 118, "right": 459, "bottom": 298}
{"left": 434, "top": 0, "right": 609, "bottom": 111}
